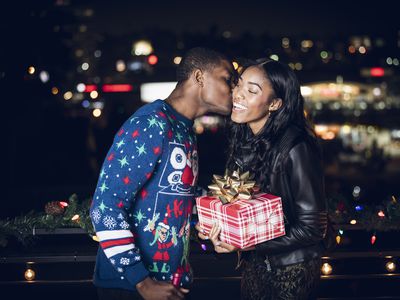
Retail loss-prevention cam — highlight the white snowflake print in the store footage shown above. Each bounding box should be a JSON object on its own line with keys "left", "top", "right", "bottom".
{"left": 110, "top": 258, "right": 116, "bottom": 265}
{"left": 134, "top": 256, "right": 141, "bottom": 261}
{"left": 117, "top": 213, "right": 124, "bottom": 220}
{"left": 91, "top": 208, "right": 101, "bottom": 224}
{"left": 120, "top": 257, "right": 130, "bottom": 265}
{"left": 117, "top": 267, "right": 124, "bottom": 273}
{"left": 119, "top": 220, "right": 130, "bottom": 230}
{"left": 103, "top": 215, "right": 117, "bottom": 229}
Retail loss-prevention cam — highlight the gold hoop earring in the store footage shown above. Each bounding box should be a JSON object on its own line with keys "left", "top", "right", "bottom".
{"left": 267, "top": 108, "right": 273, "bottom": 118}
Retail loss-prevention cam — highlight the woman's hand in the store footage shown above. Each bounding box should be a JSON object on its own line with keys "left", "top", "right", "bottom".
{"left": 208, "top": 224, "right": 238, "bottom": 253}
{"left": 195, "top": 222, "right": 209, "bottom": 240}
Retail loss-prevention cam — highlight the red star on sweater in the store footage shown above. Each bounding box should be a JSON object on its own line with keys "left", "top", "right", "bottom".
{"left": 153, "top": 146, "right": 161, "bottom": 155}
{"left": 132, "top": 130, "right": 140, "bottom": 138}
{"left": 123, "top": 176, "right": 130, "bottom": 185}
{"left": 140, "top": 189, "right": 148, "bottom": 200}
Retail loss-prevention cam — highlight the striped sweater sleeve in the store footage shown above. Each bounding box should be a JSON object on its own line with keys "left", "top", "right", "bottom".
{"left": 90, "top": 112, "right": 166, "bottom": 287}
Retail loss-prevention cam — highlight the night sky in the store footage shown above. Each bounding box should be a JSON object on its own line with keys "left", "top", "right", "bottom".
{"left": 84, "top": 0, "right": 399, "bottom": 37}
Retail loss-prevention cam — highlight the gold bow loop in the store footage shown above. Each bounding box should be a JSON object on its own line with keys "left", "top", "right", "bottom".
{"left": 208, "top": 169, "right": 259, "bottom": 204}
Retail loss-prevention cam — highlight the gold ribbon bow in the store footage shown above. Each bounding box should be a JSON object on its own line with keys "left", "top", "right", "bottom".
{"left": 208, "top": 169, "right": 259, "bottom": 204}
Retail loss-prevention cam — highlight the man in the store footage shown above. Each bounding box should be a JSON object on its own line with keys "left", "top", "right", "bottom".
{"left": 90, "top": 47, "right": 235, "bottom": 300}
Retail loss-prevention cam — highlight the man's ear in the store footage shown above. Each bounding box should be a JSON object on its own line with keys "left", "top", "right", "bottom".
{"left": 269, "top": 98, "right": 282, "bottom": 112}
{"left": 193, "top": 69, "right": 204, "bottom": 87}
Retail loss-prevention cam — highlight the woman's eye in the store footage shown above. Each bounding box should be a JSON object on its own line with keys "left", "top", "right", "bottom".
{"left": 248, "top": 90, "right": 257, "bottom": 94}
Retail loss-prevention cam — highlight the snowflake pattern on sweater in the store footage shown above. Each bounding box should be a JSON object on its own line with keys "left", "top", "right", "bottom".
{"left": 90, "top": 100, "right": 198, "bottom": 290}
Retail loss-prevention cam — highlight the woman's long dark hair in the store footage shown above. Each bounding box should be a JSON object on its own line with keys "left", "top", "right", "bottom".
{"left": 226, "top": 59, "right": 317, "bottom": 191}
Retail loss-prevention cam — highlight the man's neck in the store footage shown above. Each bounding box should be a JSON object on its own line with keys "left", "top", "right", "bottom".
{"left": 165, "top": 87, "right": 207, "bottom": 120}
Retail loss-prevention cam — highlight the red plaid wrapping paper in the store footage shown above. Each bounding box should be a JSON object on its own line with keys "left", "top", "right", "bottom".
{"left": 196, "top": 193, "right": 285, "bottom": 249}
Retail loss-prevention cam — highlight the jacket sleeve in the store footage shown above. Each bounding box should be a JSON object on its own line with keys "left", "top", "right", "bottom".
{"left": 255, "top": 142, "right": 328, "bottom": 255}
{"left": 89, "top": 113, "right": 167, "bottom": 287}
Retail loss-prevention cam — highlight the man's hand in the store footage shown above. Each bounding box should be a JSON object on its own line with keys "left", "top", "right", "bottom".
{"left": 136, "top": 277, "right": 189, "bottom": 300}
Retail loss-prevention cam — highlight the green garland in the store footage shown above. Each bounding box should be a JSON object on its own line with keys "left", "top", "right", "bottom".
{"left": 0, "top": 194, "right": 94, "bottom": 247}
{"left": 0, "top": 193, "right": 399, "bottom": 248}
{"left": 327, "top": 194, "right": 400, "bottom": 231}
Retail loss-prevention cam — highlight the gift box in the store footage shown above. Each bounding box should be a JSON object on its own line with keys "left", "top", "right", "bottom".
{"left": 196, "top": 193, "right": 286, "bottom": 249}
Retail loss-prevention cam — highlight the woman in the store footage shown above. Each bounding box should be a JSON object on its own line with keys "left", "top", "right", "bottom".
{"left": 199, "top": 59, "right": 328, "bottom": 300}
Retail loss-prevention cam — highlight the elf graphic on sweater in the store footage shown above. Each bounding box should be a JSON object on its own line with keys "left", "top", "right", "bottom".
{"left": 145, "top": 213, "right": 178, "bottom": 274}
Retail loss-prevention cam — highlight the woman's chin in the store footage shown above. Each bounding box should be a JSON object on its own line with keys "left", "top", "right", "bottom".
{"left": 231, "top": 113, "right": 247, "bottom": 124}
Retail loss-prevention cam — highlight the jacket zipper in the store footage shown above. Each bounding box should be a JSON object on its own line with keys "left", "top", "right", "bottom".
{"left": 264, "top": 255, "right": 272, "bottom": 271}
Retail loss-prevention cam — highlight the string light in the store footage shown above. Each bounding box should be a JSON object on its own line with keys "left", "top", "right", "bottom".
{"left": 378, "top": 210, "right": 385, "bottom": 218}
{"left": 93, "top": 108, "right": 102, "bottom": 118}
{"left": 39, "top": 70, "right": 50, "bottom": 83}
{"left": 350, "top": 219, "right": 357, "bottom": 225}
{"left": 336, "top": 235, "right": 341, "bottom": 244}
{"left": 59, "top": 201, "right": 68, "bottom": 207}
{"left": 355, "top": 205, "right": 363, "bottom": 211}
{"left": 132, "top": 40, "right": 153, "bottom": 56}
{"left": 173, "top": 56, "right": 182, "bottom": 65}
{"left": 116, "top": 60, "right": 126, "bottom": 72}
{"left": 386, "top": 261, "right": 396, "bottom": 272}
{"left": 371, "top": 234, "right": 377, "bottom": 245}
{"left": 90, "top": 91, "right": 98, "bottom": 99}
{"left": 51, "top": 87, "right": 59, "bottom": 95}
{"left": 201, "top": 244, "right": 207, "bottom": 251}
{"left": 27, "top": 66, "right": 35, "bottom": 75}
{"left": 63, "top": 91, "right": 73, "bottom": 101}
{"left": 321, "top": 262, "right": 333, "bottom": 275}
{"left": 71, "top": 214, "right": 80, "bottom": 221}
{"left": 24, "top": 263, "right": 35, "bottom": 281}
{"left": 148, "top": 54, "right": 158, "bottom": 65}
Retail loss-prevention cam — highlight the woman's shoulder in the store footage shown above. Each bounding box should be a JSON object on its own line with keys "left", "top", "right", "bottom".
{"left": 277, "top": 125, "right": 306, "bottom": 153}
{"left": 287, "top": 137, "right": 322, "bottom": 168}
{"left": 280, "top": 126, "right": 320, "bottom": 159}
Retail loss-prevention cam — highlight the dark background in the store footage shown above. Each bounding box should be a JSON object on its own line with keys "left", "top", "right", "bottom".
{"left": 2, "top": 0, "right": 400, "bottom": 217}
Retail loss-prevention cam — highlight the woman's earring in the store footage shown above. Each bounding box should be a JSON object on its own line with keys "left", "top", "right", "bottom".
{"left": 267, "top": 107, "right": 273, "bottom": 118}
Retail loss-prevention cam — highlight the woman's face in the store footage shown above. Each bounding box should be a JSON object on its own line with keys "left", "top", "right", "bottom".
{"left": 231, "top": 66, "right": 276, "bottom": 133}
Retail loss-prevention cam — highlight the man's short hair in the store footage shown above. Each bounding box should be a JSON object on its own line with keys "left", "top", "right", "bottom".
{"left": 176, "top": 47, "right": 229, "bottom": 83}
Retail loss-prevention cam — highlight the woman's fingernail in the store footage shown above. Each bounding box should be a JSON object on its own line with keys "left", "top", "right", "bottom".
{"left": 216, "top": 242, "right": 221, "bottom": 246}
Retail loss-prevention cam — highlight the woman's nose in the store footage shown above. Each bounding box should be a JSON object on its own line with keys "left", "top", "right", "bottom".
{"left": 233, "top": 89, "right": 244, "bottom": 100}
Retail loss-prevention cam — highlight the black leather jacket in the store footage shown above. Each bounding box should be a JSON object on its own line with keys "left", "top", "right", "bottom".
{"left": 245, "top": 126, "right": 328, "bottom": 269}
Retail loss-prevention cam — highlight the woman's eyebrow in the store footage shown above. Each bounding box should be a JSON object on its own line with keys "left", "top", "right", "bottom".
{"left": 248, "top": 81, "right": 262, "bottom": 90}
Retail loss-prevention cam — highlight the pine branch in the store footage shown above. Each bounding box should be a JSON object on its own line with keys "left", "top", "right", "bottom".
{"left": 0, "top": 194, "right": 95, "bottom": 247}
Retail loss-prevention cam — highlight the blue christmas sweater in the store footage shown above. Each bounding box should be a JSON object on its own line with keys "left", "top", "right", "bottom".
{"left": 90, "top": 99, "right": 198, "bottom": 291}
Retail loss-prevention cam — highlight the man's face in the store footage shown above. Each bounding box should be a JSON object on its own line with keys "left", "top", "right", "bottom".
{"left": 201, "top": 60, "right": 236, "bottom": 115}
